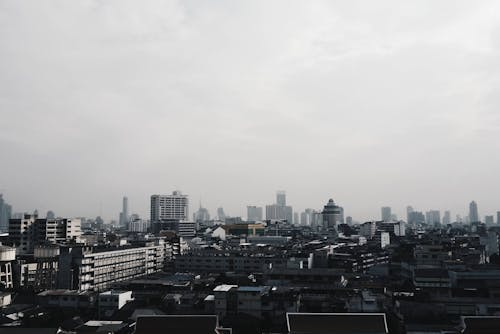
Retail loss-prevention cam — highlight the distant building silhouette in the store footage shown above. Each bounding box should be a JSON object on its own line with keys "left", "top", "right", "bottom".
{"left": 194, "top": 203, "right": 210, "bottom": 222}
{"left": 443, "top": 210, "right": 451, "bottom": 225}
{"left": 381, "top": 207, "right": 391, "bottom": 222}
{"left": 469, "top": 201, "right": 479, "bottom": 223}
{"left": 426, "top": 210, "right": 441, "bottom": 226}
{"left": 0, "top": 194, "right": 12, "bottom": 232}
{"left": 216, "top": 207, "right": 226, "bottom": 221}
{"left": 119, "top": 196, "right": 129, "bottom": 227}
{"left": 406, "top": 206, "right": 414, "bottom": 223}
{"left": 247, "top": 206, "right": 263, "bottom": 221}
{"left": 265, "top": 191, "right": 293, "bottom": 223}
{"left": 321, "top": 198, "right": 344, "bottom": 231}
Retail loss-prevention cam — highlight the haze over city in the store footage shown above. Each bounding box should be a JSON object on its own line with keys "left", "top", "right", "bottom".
{"left": 2, "top": 1, "right": 500, "bottom": 221}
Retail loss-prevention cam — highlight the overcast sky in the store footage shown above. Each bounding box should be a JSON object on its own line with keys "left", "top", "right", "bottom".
{"left": 1, "top": 1, "right": 500, "bottom": 222}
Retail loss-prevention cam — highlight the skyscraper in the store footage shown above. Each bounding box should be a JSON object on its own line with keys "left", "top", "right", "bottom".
{"left": 426, "top": 210, "right": 441, "bottom": 225}
{"left": 497, "top": 211, "right": 500, "bottom": 225}
{"left": 406, "top": 206, "right": 414, "bottom": 223}
{"left": 276, "top": 191, "right": 286, "bottom": 206}
{"left": 469, "top": 201, "right": 479, "bottom": 223}
{"left": 119, "top": 196, "right": 129, "bottom": 227}
{"left": 485, "top": 215, "right": 494, "bottom": 225}
{"left": 381, "top": 207, "right": 392, "bottom": 222}
{"left": 0, "top": 194, "right": 12, "bottom": 232}
{"left": 321, "top": 199, "right": 344, "bottom": 230}
{"left": 443, "top": 210, "right": 451, "bottom": 225}
{"left": 150, "top": 191, "right": 189, "bottom": 222}
{"left": 265, "top": 191, "right": 293, "bottom": 223}
{"left": 247, "top": 206, "right": 263, "bottom": 221}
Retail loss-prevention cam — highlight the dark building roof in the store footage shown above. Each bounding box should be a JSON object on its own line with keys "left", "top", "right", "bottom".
{"left": 462, "top": 316, "right": 500, "bottom": 334}
{"left": 286, "top": 313, "right": 388, "bottom": 334}
{"left": 135, "top": 315, "right": 219, "bottom": 334}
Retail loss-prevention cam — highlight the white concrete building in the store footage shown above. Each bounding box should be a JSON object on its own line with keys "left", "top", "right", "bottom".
{"left": 150, "top": 191, "right": 189, "bottom": 222}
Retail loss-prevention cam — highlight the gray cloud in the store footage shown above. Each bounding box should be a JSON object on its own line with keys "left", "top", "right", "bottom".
{"left": 1, "top": 0, "right": 499, "bottom": 221}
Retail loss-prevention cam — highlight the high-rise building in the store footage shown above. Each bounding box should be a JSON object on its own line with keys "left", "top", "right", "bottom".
{"left": 9, "top": 214, "right": 82, "bottom": 254}
{"left": 265, "top": 191, "right": 293, "bottom": 223}
{"left": 321, "top": 199, "right": 344, "bottom": 230}
{"left": 300, "top": 209, "right": 314, "bottom": 226}
{"left": 293, "top": 212, "right": 299, "bottom": 225}
{"left": 150, "top": 191, "right": 189, "bottom": 222}
{"left": 469, "top": 201, "right": 479, "bottom": 223}
{"left": 408, "top": 211, "right": 425, "bottom": 226}
{"left": 266, "top": 204, "right": 293, "bottom": 223}
{"left": 497, "top": 211, "right": 500, "bottom": 225}
{"left": 443, "top": 211, "right": 451, "bottom": 225}
{"left": 247, "top": 206, "right": 263, "bottom": 221}
{"left": 381, "top": 207, "right": 392, "bottom": 222}
{"left": 0, "top": 194, "right": 12, "bottom": 232}
{"left": 406, "top": 206, "right": 414, "bottom": 223}
{"left": 426, "top": 210, "right": 441, "bottom": 225}
{"left": 276, "top": 191, "right": 286, "bottom": 206}
{"left": 485, "top": 215, "right": 494, "bottom": 225}
{"left": 119, "top": 196, "right": 129, "bottom": 227}
{"left": 346, "top": 216, "right": 353, "bottom": 225}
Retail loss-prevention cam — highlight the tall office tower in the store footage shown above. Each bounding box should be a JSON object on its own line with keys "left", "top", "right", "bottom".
{"left": 276, "top": 191, "right": 286, "bottom": 206}
{"left": 497, "top": 212, "right": 500, "bottom": 225}
{"left": 119, "top": 196, "right": 129, "bottom": 226}
{"left": 443, "top": 211, "right": 451, "bottom": 225}
{"left": 469, "top": 201, "right": 479, "bottom": 223}
{"left": 0, "top": 194, "right": 12, "bottom": 232}
{"left": 247, "top": 206, "right": 263, "bottom": 221}
{"left": 150, "top": 191, "right": 189, "bottom": 222}
{"left": 381, "top": 207, "right": 392, "bottom": 222}
{"left": 426, "top": 210, "right": 441, "bottom": 225}
{"left": 293, "top": 212, "right": 299, "bottom": 225}
{"left": 321, "top": 199, "right": 344, "bottom": 230}
{"left": 406, "top": 206, "right": 414, "bottom": 223}
{"left": 265, "top": 191, "right": 293, "bottom": 223}
{"left": 485, "top": 215, "right": 494, "bottom": 225}
{"left": 346, "top": 216, "right": 353, "bottom": 225}
{"left": 216, "top": 207, "right": 226, "bottom": 221}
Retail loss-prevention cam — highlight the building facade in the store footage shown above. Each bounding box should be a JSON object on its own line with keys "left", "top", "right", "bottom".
{"left": 150, "top": 191, "right": 189, "bottom": 222}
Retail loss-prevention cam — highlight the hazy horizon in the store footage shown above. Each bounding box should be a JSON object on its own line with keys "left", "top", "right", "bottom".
{"left": 1, "top": 1, "right": 500, "bottom": 222}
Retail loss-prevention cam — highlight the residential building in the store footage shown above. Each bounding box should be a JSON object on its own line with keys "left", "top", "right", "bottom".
{"left": 150, "top": 191, "right": 189, "bottom": 222}
{"left": 58, "top": 241, "right": 170, "bottom": 292}
{"left": 0, "top": 246, "right": 15, "bottom": 289}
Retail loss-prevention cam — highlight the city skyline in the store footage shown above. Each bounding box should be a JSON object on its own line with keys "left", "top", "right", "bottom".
{"left": 2, "top": 190, "right": 498, "bottom": 225}
{"left": 2, "top": 1, "right": 500, "bottom": 223}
